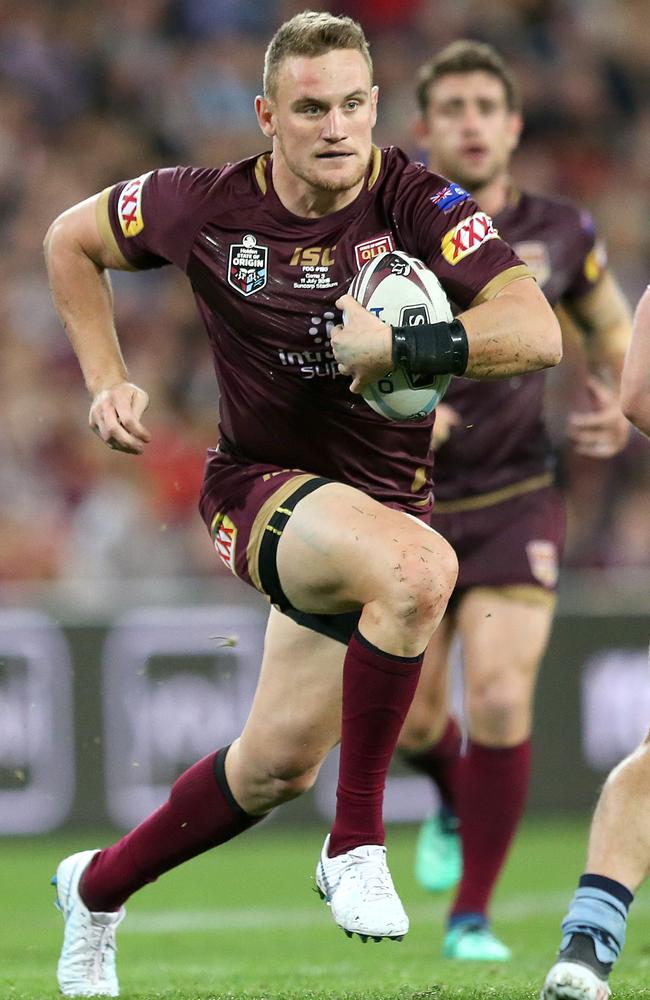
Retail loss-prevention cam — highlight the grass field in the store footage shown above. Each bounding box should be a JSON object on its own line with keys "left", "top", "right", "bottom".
{"left": 3, "top": 819, "right": 650, "bottom": 999}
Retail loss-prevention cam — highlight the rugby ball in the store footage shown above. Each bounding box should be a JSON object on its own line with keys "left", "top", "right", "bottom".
{"left": 347, "top": 250, "right": 453, "bottom": 421}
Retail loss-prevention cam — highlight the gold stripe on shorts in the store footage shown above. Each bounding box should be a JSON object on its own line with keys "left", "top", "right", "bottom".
{"left": 433, "top": 472, "right": 553, "bottom": 514}
{"left": 246, "top": 473, "right": 321, "bottom": 593}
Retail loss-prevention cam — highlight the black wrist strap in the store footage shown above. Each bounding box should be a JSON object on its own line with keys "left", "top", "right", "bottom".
{"left": 392, "top": 318, "right": 468, "bottom": 376}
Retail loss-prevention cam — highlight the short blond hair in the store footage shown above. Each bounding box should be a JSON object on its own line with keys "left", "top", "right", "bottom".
{"left": 263, "top": 11, "right": 372, "bottom": 99}
{"left": 416, "top": 40, "right": 520, "bottom": 116}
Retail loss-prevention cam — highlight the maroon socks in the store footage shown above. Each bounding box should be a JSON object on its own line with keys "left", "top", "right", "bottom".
{"left": 451, "top": 738, "right": 531, "bottom": 918}
{"left": 80, "top": 748, "right": 261, "bottom": 912}
{"left": 80, "top": 630, "right": 427, "bottom": 908}
{"left": 329, "top": 630, "right": 424, "bottom": 857}
{"left": 400, "top": 716, "right": 462, "bottom": 812}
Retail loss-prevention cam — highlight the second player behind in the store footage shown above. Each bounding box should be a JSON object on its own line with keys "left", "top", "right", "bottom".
{"left": 396, "top": 40, "right": 632, "bottom": 962}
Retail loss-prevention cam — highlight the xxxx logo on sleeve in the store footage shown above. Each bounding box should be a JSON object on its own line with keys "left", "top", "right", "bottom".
{"left": 117, "top": 173, "right": 151, "bottom": 237}
{"left": 211, "top": 512, "right": 237, "bottom": 573}
{"left": 441, "top": 212, "right": 499, "bottom": 265}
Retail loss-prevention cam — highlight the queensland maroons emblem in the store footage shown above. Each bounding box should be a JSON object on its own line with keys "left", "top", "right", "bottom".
{"left": 228, "top": 234, "right": 268, "bottom": 297}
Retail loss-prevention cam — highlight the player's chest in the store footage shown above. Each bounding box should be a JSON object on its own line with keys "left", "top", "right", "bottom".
{"left": 189, "top": 213, "right": 398, "bottom": 313}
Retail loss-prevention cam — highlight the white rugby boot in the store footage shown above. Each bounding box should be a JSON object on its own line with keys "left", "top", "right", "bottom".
{"left": 315, "top": 834, "right": 409, "bottom": 942}
{"left": 52, "top": 849, "right": 125, "bottom": 997}
{"left": 541, "top": 961, "right": 611, "bottom": 1000}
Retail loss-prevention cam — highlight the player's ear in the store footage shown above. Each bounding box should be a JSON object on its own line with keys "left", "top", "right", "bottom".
{"left": 255, "top": 95, "right": 276, "bottom": 138}
{"left": 508, "top": 110, "right": 523, "bottom": 153}
{"left": 369, "top": 85, "right": 378, "bottom": 127}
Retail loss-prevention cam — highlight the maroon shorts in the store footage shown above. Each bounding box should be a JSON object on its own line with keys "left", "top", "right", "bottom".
{"left": 199, "top": 446, "right": 361, "bottom": 644}
{"left": 430, "top": 482, "right": 565, "bottom": 597}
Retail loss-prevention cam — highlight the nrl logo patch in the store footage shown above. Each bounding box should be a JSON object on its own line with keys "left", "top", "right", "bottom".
{"left": 513, "top": 241, "right": 551, "bottom": 287}
{"left": 228, "top": 234, "right": 268, "bottom": 297}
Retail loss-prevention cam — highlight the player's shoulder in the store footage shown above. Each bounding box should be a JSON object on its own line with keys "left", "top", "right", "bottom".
{"left": 146, "top": 154, "right": 266, "bottom": 202}
{"left": 377, "top": 146, "right": 460, "bottom": 205}
{"left": 515, "top": 189, "right": 596, "bottom": 237}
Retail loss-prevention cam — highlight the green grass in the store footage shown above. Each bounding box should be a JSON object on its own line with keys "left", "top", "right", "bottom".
{"left": 3, "top": 819, "right": 650, "bottom": 999}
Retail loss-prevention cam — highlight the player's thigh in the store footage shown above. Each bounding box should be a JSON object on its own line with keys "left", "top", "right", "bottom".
{"left": 276, "top": 480, "right": 456, "bottom": 614}
{"left": 456, "top": 587, "right": 556, "bottom": 697}
{"left": 237, "top": 607, "right": 345, "bottom": 778}
{"left": 401, "top": 611, "right": 457, "bottom": 747}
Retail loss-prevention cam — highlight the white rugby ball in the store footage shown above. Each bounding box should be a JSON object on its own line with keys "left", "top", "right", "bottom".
{"left": 347, "top": 250, "right": 453, "bottom": 421}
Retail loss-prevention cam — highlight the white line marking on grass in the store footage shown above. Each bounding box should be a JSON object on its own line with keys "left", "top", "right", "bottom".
{"left": 126, "top": 890, "right": 650, "bottom": 935}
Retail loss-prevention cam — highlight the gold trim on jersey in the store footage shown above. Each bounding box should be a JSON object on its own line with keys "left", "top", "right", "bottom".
{"left": 470, "top": 264, "right": 532, "bottom": 306}
{"left": 467, "top": 585, "right": 557, "bottom": 607}
{"left": 246, "top": 473, "right": 321, "bottom": 592}
{"left": 433, "top": 472, "right": 553, "bottom": 514}
{"left": 95, "top": 188, "right": 138, "bottom": 271}
{"left": 367, "top": 146, "right": 382, "bottom": 190}
{"left": 410, "top": 466, "right": 427, "bottom": 495}
{"left": 254, "top": 154, "right": 270, "bottom": 195}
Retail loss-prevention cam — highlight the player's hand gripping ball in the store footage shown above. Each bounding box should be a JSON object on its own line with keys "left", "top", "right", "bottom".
{"left": 346, "top": 251, "right": 453, "bottom": 420}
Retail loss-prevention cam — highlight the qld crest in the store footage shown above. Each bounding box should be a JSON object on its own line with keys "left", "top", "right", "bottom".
{"left": 228, "top": 234, "right": 268, "bottom": 297}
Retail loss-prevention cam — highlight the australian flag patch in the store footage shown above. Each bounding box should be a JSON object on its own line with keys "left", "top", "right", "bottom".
{"left": 431, "top": 183, "right": 470, "bottom": 212}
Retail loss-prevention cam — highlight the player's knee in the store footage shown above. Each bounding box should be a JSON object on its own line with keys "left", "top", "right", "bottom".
{"left": 467, "top": 676, "right": 531, "bottom": 735}
{"left": 385, "top": 535, "right": 457, "bottom": 629}
{"left": 261, "top": 755, "right": 320, "bottom": 805}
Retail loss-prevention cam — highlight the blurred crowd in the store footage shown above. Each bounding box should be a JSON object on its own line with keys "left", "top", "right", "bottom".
{"left": 1, "top": 0, "right": 649, "bottom": 597}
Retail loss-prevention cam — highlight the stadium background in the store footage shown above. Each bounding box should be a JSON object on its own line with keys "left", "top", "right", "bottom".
{"left": 0, "top": 0, "right": 649, "bottom": 833}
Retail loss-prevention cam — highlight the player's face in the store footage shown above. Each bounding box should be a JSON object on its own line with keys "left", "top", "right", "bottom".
{"left": 257, "top": 49, "right": 378, "bottom": 199}
{"left": 418, "top": 71, "right": 522, "bottom": 192}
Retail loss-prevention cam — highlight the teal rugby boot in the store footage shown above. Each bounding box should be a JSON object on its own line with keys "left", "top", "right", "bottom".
{"left": 414, "top": 807, "right": 461, "bottom": 893}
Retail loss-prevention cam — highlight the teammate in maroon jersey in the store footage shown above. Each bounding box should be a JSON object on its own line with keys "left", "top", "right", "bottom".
{"left": 392, "top": 40, "right": 632, "bottom": 962}
{"left": 543, "top": 285, "right": 650, "bottom": 1000}
{"left": 43, "top": 15, "right": 560, "bottom": 996}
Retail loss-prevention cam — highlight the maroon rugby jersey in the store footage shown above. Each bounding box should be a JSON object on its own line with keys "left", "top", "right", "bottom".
{"left": 433, "top": 190, "right": 606, "bottom": 502}
{"left": 99, "top": 146, "right": 528, "bottom": 513}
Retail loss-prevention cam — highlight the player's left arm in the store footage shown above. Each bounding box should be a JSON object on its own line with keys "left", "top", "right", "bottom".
{"left": 334, "top": 276, "right": 560, "bottom": 391}
{"left": 456, "top": 274, "right": 562, "bottom": 379}
{"left": 620, "top": 286, "right": 650, "bottom": 438}
{"left": 563, "top": 270, "right": 633, "bottom": 457}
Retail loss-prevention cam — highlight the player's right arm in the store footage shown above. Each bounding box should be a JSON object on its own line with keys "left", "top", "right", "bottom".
{"left": 620, "top": 286, "right": 650, "bottom": 438}
{"left": 44, "top": 194, "right": 151, "bottom": 454}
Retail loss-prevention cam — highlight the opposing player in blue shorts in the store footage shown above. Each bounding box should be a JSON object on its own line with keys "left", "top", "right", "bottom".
{"left": 542, "top": 285, "right": 650, "bottom": 1000}
{"left": 394, "top": 41, "right": 632, "bottom": 961}
{"left": 44, "top": 13, "right": 560, "bottom": 997}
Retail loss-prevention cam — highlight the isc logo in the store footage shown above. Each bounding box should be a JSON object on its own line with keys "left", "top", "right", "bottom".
{"left": 290, "top": 246, "right": 336, "bottom": 266}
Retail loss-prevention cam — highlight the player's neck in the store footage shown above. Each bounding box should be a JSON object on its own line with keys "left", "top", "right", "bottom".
{"left": 466, "top": 172, "right": 512, "bottom": 218}
{"left": 271, "top": 162, "right": 364, "bottom": 218}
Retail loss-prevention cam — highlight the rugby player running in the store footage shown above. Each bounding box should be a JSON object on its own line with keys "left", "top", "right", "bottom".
{"left": 44, "top": 14, "right": 560, "bottom": 997}
{"left": 542, "top": 285, "right": 650, "bottom": 1000}
{"left": 391, "top": 42, "right": 631, "bottom": 961}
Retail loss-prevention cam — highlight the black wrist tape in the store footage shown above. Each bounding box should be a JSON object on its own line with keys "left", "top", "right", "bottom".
{"left": 391, "top": 318, "right": 468, "bottom": 376}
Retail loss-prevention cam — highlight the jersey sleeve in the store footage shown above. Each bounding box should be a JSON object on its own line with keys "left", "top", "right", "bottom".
{"left": 393, "top": 162, "right": 531, "bottom": 308}
{"left": 561, "top": 207, "right": 608, "bottom": 302}
{"left": 96, "top": 166, "right": 224, "bottom": 272}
